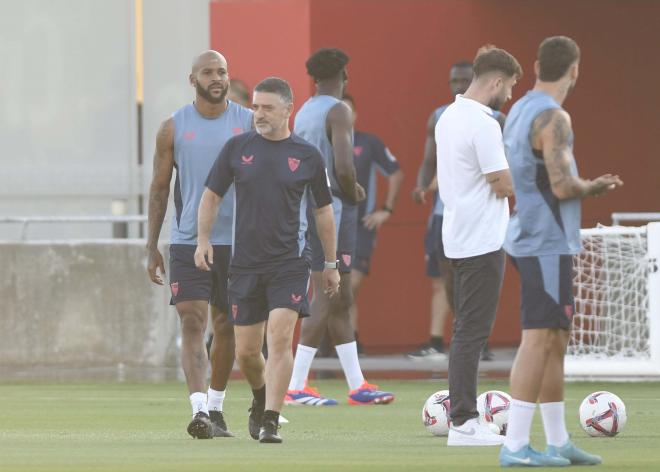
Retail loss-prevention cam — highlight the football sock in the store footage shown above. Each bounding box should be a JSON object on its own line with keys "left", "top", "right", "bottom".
{"left": 540, "top": 401, "right": 570, "bottom": 447}
{"left": 288, "top": 344, "right": 317, "bottom": 391}
{"left": 335, "top": 341, "right": 365, "bottom": 390}
{"left": 504, "top": 399, "right": 536, "bottom": 453}
{"left": 189, "top": 392, "right": 209, "bottom": 417}
{"left": 207, "top": 388, "right": 226, "bottom": 412}
{"left": 252, "top": 385, "right": 266, "bottom": 408}
{"left": 430, "top": 336, "right": 444, "bottom": 351}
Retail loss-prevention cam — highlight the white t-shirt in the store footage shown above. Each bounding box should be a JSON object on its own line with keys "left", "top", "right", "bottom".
{"left": 435, "top": 95, "right": 509, "bottom": 258}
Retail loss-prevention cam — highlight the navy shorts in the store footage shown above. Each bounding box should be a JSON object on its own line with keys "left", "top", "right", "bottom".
{"left": 308, "top": 196, "right": 357, "bottom": 273}
{"left": 509, "top": 254, "right": 575, "bottom": 330}
{"left": 424, "top": 214, "right": 448, "bottom": 278}
{"left": 169, "top": 244, "right": 230, "bottom": 312}
{"left": 227, "top": 259, "right": 311, "bottom": 326}
{"left": 354, "top": 224, "right": 376, "bottom": 275}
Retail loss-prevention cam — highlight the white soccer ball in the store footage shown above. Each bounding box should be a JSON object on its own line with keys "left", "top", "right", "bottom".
{"left": 422, "top": 390, "right": 451, "bottom": 436}
{"left": 477, "top": 390, "right": 511, "bottom": 435}
{"left": 579, "top": 391, "right": 627, "bottom": 437}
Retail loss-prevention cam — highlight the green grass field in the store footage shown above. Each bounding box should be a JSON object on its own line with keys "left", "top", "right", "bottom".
{"left": 1, "top": 379, "right": 659, "bottom": 471}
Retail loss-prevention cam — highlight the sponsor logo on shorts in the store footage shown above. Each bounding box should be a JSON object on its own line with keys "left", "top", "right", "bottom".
{"left": 291, "top": 293, "right": 302, "bottom": 304}
{"left": 170, "top": 282, "right": 179, "bottom": 297}
{"left": 288, "top": 157, "right": 300, "bottom": 172}
{"left": 241, "top": 155, "right": 254, "bottom": 165}
{"left": 341, "top": 254, "right": 352, "bottom": 267}
{"left": 353, "top": 146, "right": 363, "bottom": 157}
{"left": 231, "top": 304, "right": 238, "bottom": 319}
{"left": 564, "top": 305, "right": 574, "bottom": 321}
{"left": 232, "top": 127, "right": 244, "bottom": 135}
{"left": 183, "top": 131, "right": 196, "bottom": 141}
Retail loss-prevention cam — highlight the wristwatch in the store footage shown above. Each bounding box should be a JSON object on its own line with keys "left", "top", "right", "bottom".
{"left": 324, "top": 260, "right": 339, "bottom": 270}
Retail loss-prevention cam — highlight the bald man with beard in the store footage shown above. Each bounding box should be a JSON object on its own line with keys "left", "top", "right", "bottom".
{"left": 146, "top": 50, "right": 253, "bottom": 439}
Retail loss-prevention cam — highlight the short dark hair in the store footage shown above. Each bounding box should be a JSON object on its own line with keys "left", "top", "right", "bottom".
{"left": 254, "top": 77, "right": 293, "bottom": 104}
{"left": 306, "top": 48, "right": 350, "bottom": 82}
{"left": 473, "top": 45, "right": 523, "bottom": 79}
{"left": 538, "top": 36, "right": 580, "bottom": 82}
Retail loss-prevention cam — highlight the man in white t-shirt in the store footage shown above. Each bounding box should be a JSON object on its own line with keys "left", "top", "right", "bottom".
{"left": 436, "top": 45, "right": 522, "bottom": 447}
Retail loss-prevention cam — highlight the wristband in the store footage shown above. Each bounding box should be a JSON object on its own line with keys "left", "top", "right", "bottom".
{"left": 381, "top": 205, "right": 394, "bottom": 214}
{"left": 324, "top": 260, "right": 339, "bottom": 270}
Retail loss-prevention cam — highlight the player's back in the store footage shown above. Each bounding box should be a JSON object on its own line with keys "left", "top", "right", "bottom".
{"left": 503, "top": 90, "right": 581, "bottom": 256}
{"left": 171, "top": 101, "right": 252, "bottom": 245}
{"left": 294, "top": 95, "right": 346, "bottom": 199}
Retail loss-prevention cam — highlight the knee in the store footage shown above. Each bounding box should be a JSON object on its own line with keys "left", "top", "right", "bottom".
{"left": 212, "top": 314, "right": 235, "bottom": 339}
{"left": 178, "top": 309, "right": 206, "bottom": 336}
{"left": 235, "top": 345, "right": 261, "bottom": 364}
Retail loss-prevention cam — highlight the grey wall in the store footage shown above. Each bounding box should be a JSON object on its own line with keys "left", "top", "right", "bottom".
{"left": 0, "top": 0, "right": 209, "bottom": 241}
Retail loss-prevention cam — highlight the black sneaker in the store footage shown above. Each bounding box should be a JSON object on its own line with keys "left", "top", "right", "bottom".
{"left": 187, "top": 411, "right": 213, "bottom": 439}
{"left": 406, "top": 344, "right": 447, "bottom": 361}
{"left": 248, "top": 400, "right": 264, "bottom": 440}
{"left": 259, "top": 418, "right": 282, "bottom": 443}
{"left": 209, "top": 410, "right": 234, "bottom": 438}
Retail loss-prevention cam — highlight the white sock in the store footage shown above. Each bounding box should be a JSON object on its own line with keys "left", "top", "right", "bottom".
{"left": 540, "top": 401, "right": 570, "bottom": 447}
{"left": 190, "top": 392, "right": 208, "bottom": 417}
{"left": 207, "top": 388, "right": 226, "bottom": 412}
{"left": 288, "top": 344, "right": 317, "bottom": 391}
{"left": 335, "top": 341, "right": 365, "bottom": 390}
{"left": 504, "top": 399, "right": 536, "bottom": 453}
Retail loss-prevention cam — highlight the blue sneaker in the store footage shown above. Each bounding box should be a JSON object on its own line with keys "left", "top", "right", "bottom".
{"left": 285, "top": 383, "right": 338, "bottom": 406}
{"left": 500, "top": 444, "right": 570, "bottom": 467}
{"left": 348, "top": 381, "right": 395, "bottom": 405}
{"left": 546, "top": 440, "right": 602, "bottom": 465}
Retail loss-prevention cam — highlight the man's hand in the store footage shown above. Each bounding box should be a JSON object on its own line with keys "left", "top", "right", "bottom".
{"left": 147, "top": 246, "right": 166, "bottom": 285}
{"left": 362, "top": 210, "right": 391, "bottom": 230}
{"left": 355, "top": 183, "right": 366, "bottom": 202}
{"left": 323, "top": 268, "right": 340, "bottom": 297}
{"left": 411, "top": 186, "right": 428, "bottom": 204}
{"left": 194, "top": 241, "right": 214, "bottom": 271}
{"left": 588, "top": 174, "right": 623, "bottom": 197}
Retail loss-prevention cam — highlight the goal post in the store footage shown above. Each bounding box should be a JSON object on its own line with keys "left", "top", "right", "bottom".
{"left": 565, "top": 222, "right": 660, "bottom": 377}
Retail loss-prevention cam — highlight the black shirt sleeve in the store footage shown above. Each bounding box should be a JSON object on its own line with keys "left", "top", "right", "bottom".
{"left": 309, "top": 150, "right": 333, "bottom": 208}
{"left": 205, "top": 138, "right": 235, "bottom": 197}
{"left": 372, "top": 136, "right": 400, "bottom": 176}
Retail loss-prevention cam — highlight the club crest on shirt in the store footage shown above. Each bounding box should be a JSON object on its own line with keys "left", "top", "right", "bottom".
{"left": 170, "top": 282, "right": 179, "bottom": 297}
{"left": 288, "top": 157, "right": 300, "bottom": 172}
{"left": 183, "top": 131, "right": 196, "bottom": 141}
{"left": 241, "top": 155, "right": 254, "bottom": 165}
{"left": 291, "top": 293, "right": 302, "bottom": 304}
{"left": 232, "top": 127, "right": 244, "bottom": 135}
{"left": 353, "top": 146, "right": 363, "bottom": 157}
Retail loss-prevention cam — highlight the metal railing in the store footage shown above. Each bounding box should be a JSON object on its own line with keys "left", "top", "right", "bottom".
{"left": 611, "top": 212, "right": 660, "bottom": 226}
{"left": 0, "top": 215, "right": 147, "bottom": 240}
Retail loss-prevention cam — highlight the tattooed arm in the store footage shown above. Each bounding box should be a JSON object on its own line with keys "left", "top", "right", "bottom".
{"left": 533, "top": 109, "right": 622, "bottom": 200}
{"left": 146, "top": 118, "right": 175, "bottom": 285}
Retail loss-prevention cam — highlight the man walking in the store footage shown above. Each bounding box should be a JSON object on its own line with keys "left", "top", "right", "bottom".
{"left": 146, "top": 50, "right": 252, "bottom": 439}
{"left": 434, "top": 45, "right": 521, "bottom": 446}
{"left": 196, "top": 77, "right": 340, "bottom": 443}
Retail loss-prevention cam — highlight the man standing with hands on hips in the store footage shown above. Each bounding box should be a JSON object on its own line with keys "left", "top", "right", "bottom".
{"left": 195, "top": 77, "right": 339, "bottom": 444}
{"left": 429, "top": 45, "right": 522, "bottom": 446}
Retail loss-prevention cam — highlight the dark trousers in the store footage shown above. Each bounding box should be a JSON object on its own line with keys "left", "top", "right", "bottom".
{"left": 448, "top": 249, "right": 505, "bottom": 425}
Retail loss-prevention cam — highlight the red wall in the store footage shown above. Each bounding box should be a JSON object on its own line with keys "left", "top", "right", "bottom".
{"left": 211, "top": 0, "right": 660, "bottom": 351}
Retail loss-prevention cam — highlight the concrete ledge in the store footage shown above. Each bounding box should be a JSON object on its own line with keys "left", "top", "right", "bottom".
{"left": 0, "top": 241, "right": 178, "bottom": 368}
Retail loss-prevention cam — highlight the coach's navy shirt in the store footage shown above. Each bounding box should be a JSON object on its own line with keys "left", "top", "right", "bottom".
{"left": 206, "top": 130, "right": 333, "bottom": 272}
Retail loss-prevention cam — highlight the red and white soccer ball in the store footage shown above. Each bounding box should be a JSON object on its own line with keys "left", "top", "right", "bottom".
{"left": 579, "top": 391, "right": 627, "bottom": 437}
{"left": 422, "top": 390, "right": 451, "bottom": 436}
{"left": 477, "top": 390, "right": 511, "bottom": 435}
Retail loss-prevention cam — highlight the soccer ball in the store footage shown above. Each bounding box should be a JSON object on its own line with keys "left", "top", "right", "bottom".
{"left": 579, "top": 391, "right": 627, "bottom": 437}
{"left": 422, "top": 390, "right": 451, "bottom": 436}
{"left": 477, "top": 390, "right": 511, "bottom": 435}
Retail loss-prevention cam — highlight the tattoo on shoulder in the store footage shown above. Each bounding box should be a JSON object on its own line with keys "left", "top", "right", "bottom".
{"left": 551, "top": 113, "right": 572, "bottom": 150}
{"left": 531, "top": 109, "right": 555, "bottom": 141}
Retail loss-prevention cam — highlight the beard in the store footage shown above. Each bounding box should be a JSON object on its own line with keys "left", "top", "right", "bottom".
{"left": 488, "top": 96, "right": 504, "bottom": 111}
{"left": 196, "top": 82, "right": 228, "bottom": 104}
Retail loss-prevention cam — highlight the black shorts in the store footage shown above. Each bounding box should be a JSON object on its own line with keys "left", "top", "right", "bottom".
{"left": 308, "top": 196, "right": 356, "bottom": 273}
{"left": 169, "top": 244, "right": 231, "bottom": 312}
{"left": 424, "top": 214, "right": 448, "bottom": 278}
{"left": 509, "top": 254, "right": 575, "bottom": 330}
{"left": 354, "top": 224, "right": 376, "bottom": 275}
{"left": 227, "top": 259, "right": 311, "bottom": 326}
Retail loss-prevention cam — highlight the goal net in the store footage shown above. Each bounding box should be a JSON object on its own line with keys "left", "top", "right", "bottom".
{"left": 566, "top": 223, "right": 660, "bottom": 377}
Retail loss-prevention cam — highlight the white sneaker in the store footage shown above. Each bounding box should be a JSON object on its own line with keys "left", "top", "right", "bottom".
{"left": 447, "top": 418, "right": 505, "bottom": 446}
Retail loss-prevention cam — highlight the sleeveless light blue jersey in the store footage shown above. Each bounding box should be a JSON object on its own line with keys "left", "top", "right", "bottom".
{"left": 294, "top": 95, "right": 350, "bottom": 200}
{"left": 171, "top": 101, "right": 253, "bottom": 245}
{"left": 503, "top": 90, "right": 581, "bottom": 256}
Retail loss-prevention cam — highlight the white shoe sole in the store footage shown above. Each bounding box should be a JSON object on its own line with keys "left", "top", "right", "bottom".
{"left": 407, "top": 354, "right": 447, "bottom": 362}
{"left": 447, "top": 432, "right": 505, "bottom": 447}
